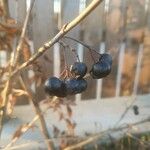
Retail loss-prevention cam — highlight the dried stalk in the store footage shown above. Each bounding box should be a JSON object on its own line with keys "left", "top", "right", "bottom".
{"left": 64, "top": 117, "right": 150, "bottom": 150}
{"left": 0, "top": 0, "right": 34, "bottom": 138}
{"left": 19, "top": 75, "right": 54, "bottom": 150}
{"left": 3, "top": 113, "right": 42, "bottom": 150}
{"left": 0, "top": 0, "right": 9, "bottom": 21}
{"left": 11, "top": 0, "right": 104, "bottom": 77}
{"left": 13, "top": 0, "right": 35, "bottom": 67}
{"left": 3, "top": 97, "right": 58, "bottom": 150}
{"left": 126, "top": 132, "right": 150, "bottom": 148}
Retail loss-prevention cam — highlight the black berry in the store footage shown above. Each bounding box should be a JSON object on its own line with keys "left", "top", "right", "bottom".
{"left": 99, "top": 53, "right": 112, "bottom": 65}
{"left": 70, "top": 62, "right": 87, "bottom": 78}
{"left": 44, "top": 77, "right": 66, "bottom": 97}
{"left": 65, "top": 78, "right": 87, "bottom": 95}
{"left": 77, "top": 78, "right": 87, "bottom": 93}
{"left": 90, "top": 61, "right": 111, "bottom": 79}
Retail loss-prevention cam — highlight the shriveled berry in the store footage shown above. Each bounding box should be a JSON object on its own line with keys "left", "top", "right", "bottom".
{"left": 99, "top": 53, "right": 112, "bottom": 65}
{"left": 70, "top": 62, "right": 87, "bottom": 78}
{"left": 44, "top": 77, "right": 66, "bottom": 97}
{"left": 90, "top": 61, "right": 111, "bottom": 79}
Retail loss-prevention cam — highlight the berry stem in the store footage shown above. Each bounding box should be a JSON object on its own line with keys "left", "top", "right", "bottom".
{"left": 59, "top": 40, "right": 81, "bottom": 62}
{"left": 71, "top": 48, "right": 81, "bottom": 62}
{"left": 63, "top": 36, "right": 101, "bottom": 55}
{"left": 58, "top": 41, "right": 68, "bottom": 68}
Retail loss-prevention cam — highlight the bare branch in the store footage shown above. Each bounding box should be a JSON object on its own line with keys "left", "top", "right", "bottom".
{"left": 0, "top": 0, "right": 34, "bottom": 138}
{"left": 19, "top": 75, "right": 54, "bottom": 150}
{"left": 13, "top": 0, "right": 35, "bottom": 67}
{"left": 11, "top": 0, "right": 104, "bottom": 77}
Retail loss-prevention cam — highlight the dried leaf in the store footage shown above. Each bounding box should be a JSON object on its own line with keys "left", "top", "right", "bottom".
{"left": 60, "top": 139, "right": 67, "bottom": 149}
{"left": 12, "top": 89, "right": 28, "bottom": 96}
{"left": 7, "top": 94, "right": 16, "bottom": 115}
{"left": 0, "top": 21, "right": 19, "bottom": 35}
{"left": 65, "top": 119, "right": 76, "bottom": 136}
{"left": 66, "top": 105, "right": 72, "bottom": 118}
{"left": 22, "top": 41, "right": 31, "bottom": 61}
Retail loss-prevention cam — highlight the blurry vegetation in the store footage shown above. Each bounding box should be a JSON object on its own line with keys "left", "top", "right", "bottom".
{"left": 82, "top": 132, "right": 150, "bottom": 150}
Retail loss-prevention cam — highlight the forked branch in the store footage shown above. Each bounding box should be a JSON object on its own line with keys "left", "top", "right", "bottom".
{"left": 11, "top": 0, "right": 104, "bottom": 77}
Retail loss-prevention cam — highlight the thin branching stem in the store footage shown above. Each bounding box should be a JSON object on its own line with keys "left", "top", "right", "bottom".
{"left": 63, "top": 36, "right": 101, "bottom": 55}
{"left": 13, "top": 0, "right": 35, "bottom": 67}
{"left": 3, "top": 97, "right": 58, "bottom": 150}
{"left": 0, "top": 0, "right": 35, "bottom": 139}
{"left": 63, "top": 36, "right": 100, "bottom": 63}
{"left": 19, "top": 75, "right": 54, "bottom": 150}
{"left": 10, "top": 0, "right": 104, "bottom": 78}
{"left": 58, "top": 41, "right": 68, "bottom": 68}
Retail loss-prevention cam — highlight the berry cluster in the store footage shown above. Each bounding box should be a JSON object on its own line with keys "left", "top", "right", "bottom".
{"left": 44, "top": 53, "right": 112, "bottom": 97}
{"left": 44, "top": 62, "right": 88, "bottom": 97}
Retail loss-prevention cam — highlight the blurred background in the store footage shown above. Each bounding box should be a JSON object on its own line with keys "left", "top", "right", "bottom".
{"left": 0, "top": 0, "right": 150, "bottom": 149}
{"left": 0, "top": 0, "right": 149, "bottom": 103}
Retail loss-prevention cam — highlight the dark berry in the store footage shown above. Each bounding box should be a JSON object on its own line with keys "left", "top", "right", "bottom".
{"left": 65, "top": 78, "right": 87, "bottom": 95}
{"left": 65, "top": 78, "right": 78, "bottom": 95}
{"left": 70, "top": 62, "right": 87, "bottom": 78}
{"left": 99, "top": 53, "right": 112, "bottom": 65}
{"left": 76, "top": 78, "right": 87, "bottom": 93}
{"left": 90, "top": 61, "right": 111, "bottom": 79}
{"left": 44, "top": 77, "right": 66, "bottom": 97}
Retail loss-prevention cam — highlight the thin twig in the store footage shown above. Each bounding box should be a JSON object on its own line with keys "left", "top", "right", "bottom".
{"left": 0, "top": 0, "right": 35, "bottom": 138}
{"left": 3, "top": 97, "right": 58, "bottom": 150}
{"left": 3, "top": 118, "right": 150, "bottom": 150}
{"left": 13, "top": 0, "right": 35, "bottom": 67}
{"left": 59, "top": 41, "right": 68, "bottom": 68}
{"left": 19, "top": 75, "right": 54, "bottom": 150}
{"left": 63, "top": 36, "right": 101, "bottom": 63}
{"left": 3, "top": 113, "right": 41, "bottom": 150}
{"left": 64, "top": 117, "right": 150, "bottom": 150}
{"left": 63, "top": 36, "right": 101, "bottom": 55}
{"left": 114, "top": 97, "right": 137, "bottom": 126}
{"left": 0, "top": 0, "right": 9, "bottom": 21}
{"left": 126, "top": 132, "right": 150, "bottom": 148}
{"left": 60, "top": 40, "right": 81, "bottom": 62}
{"left": 11, "top": 0, "right": 104, "bottom": 77}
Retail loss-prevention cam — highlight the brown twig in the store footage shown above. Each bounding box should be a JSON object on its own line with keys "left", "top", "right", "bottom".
{"left": 126, "top": 132, "right": 150, "bottom": 148}
{"left": 64, "top": 117, "right": 150, "bottom": 150}
{"left": 19, "top": 75, "right": 54, "bottom": 150}
{"left": 3, "top": 111, "right": 44, "bottom": 150}
{"left": 0, "top": 0, "right": 11, "bottom": 137}
{"left": 13, "top": 0, "right": 35, "bottom": 67}
{"left": 11, "top": 0, "right": 104, "bottom": 77}
{"left": 0, "top": 0, "right": 9, "bottom": 21}
{"left": 0, "top": 0, "right": 35, "bottom": 138}
{"left": 3, "top": 96, "right": 58, "bottom": 150}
